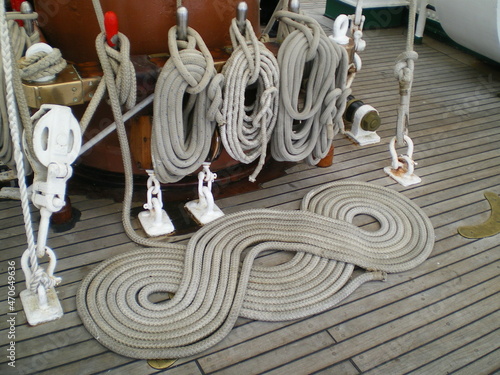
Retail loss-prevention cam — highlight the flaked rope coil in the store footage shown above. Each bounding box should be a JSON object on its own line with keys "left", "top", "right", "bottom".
{"left": 216, "top": 18, "right": 280, "bottom": 182}
{"left": 271, "top": 11, "right": 351, "bottom": 165}
{"left": 77, "top": 181, "right": 434, "bottom": 359}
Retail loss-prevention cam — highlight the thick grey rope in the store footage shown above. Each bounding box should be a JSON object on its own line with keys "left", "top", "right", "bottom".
{"left": 151, "top": 26, "right": 217, "bottom": 183}
{"left": 216, "top": 18, "right": 280, "bottom": 182}
{"left": 271, "top": 11, "right": 351, "bottom": 165}
{"left": 77, "top": 181, "right": 434, "bottom": 359}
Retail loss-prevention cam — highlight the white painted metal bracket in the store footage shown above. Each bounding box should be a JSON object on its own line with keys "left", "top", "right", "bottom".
{"left": 138, "top": 170, "right": 175, "bottom": 237}
{"left": 185, "top": 162, "right": 224, "bottom": 225}
{"left": 344, "top": 104, "right": 381, "bottom": 146}
{"left": 384, "top": 135, "right": 421, "bottom": 187}
{"left": 20, "top": 104, "right": 80, "bottom": 325}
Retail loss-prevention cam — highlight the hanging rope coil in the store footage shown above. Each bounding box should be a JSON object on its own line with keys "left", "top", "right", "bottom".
{"left": 77, "top": 181, "right": 434, "bottom": 359}
{"left": 271, "top": 11, "right": 351, "bottom": 165}
{"left": 215, "top": 18, "right": 279, "bottom": 182}
{"left": 151, "top": 26, "right": 217, "bottom": 183}
{"left": 18, "top": 48, "right": 67, "bottom": 81}
{"left": 8, "top": 18, "right": 39, "bottom": 60}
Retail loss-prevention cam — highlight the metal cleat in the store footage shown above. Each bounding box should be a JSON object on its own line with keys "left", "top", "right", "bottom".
{"left": 384, "top": 135, "right": 421, "bottom": 187}
{"left": 138, "top": 170, "right": 175, "bottom": 236}
{"left": 343, "top": 96, "right": 381, "bottom": 146}
{"left": 185, "top": 162, "right": 224, "bottom": 225}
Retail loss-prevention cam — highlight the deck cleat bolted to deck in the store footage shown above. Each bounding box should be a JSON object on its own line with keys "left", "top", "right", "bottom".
{"left": 343, "top": 95, "right": 381, "bottom": 146}
{"left": 138, "top": 170, "right": 175, "bottom": 237}
{"left": 185, "top": 162, "right": 224, "bottom": 225}
{"left": 384, "top": 135, "right": 421, "bottom": 187}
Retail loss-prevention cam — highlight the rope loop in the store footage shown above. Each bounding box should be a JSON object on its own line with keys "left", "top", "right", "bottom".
{"left": 394, "top": 50, "right": 418, "bottom": 84}
{"left": 18, "top": 48, "right": 67, "bottom": 81}
{"left": 275, "top": 10, "right": 322, "bottom": 61}
{"left": 167, "top": 27, "right": 214, "bottom": 94}
{"left": 96, "top": 32, "right": 136, "bottom": 110}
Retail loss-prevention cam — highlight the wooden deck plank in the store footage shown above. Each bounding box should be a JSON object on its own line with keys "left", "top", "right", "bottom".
{"left": 406, "top": 329, "right": 500, "bottom": 375}
{"left": 207, "top": 331, "right": 335, "bottom": 374}
{"left": 451, "top": 347, "right": 500, "bottom": 375}
{"left": 1, "top": 1, "right": 499, "bottom": 373}
{"left": 360, "top": 311, "right": 499, "bottom": 374}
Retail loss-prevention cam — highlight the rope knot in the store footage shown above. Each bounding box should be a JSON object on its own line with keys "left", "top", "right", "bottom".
{"left": 394, "top": 51, "right": 418, "bottom": 84}
{"left": 98, "top": 32, "right": 137, "bottom": 110}
{"left": 275, "top": 10, "right": 321, "bottom": 62}
{"left": 167, "top": 27, "right": 216, "bottom": 95}
{"left": 18, "top": 48, "right": 67, "bottom": 82}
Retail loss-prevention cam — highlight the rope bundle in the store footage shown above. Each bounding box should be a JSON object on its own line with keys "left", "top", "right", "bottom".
{"left": 151, "top": 26, "right": 217, "bottom": 183}
{"left": 271, "top": 11, "right": 351, "bottom": 165}
{"left": 77, "top": 181, "right": 434, "bottom": 359}
{"left": 217, "top": 19, "right": 279, "bottom": 182}
{"left": 18, "top": 48, "right": 67, "bottom": 82}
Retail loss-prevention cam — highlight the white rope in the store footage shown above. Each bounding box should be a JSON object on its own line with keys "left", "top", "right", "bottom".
{"left": 216, "top": 18, "right": 279, "bottom": 182}
{"left": 151, "top": 26, "right": 217, "bottom": 183}
{"left": 0, "top": 16, "right": 39, "bottom": 169}
{"left": 0, "top": 2, "right": 49, "bottom": 293}
{"left": 394, "top": 0, "right": 418, "bottom": 146}
{"left": 77, "top": 180, "right": 434, "bottom": 359}
{"left": 271, "top": 11, "right": 351, "bottom": 165}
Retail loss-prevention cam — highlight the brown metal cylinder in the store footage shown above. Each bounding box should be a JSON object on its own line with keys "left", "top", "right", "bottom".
{"left": 34, "top": 0, "right": 260, "bottom": 63}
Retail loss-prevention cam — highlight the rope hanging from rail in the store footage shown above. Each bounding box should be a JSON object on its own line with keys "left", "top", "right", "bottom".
{"left": 271, "top": 10, "right": 351, "bottom": 165}
{"left": 77, "top": 181, "right": 435, "bottom": 359}
{"left": 215, "top": 18, "right": 279, "bottom": 182}
{"left": 151, "top": 25, "right": 217, "bottom": 183}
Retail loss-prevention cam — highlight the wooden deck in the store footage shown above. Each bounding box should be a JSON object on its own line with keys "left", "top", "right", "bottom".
{"left": 1, "top": 1, "right": 500, "bottom": 374}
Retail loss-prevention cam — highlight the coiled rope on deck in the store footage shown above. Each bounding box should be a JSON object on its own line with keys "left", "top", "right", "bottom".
{"left": 151, "top": 26, "right": 217, "bottom": 183}
{"left": 216, "top": 18, "right": 279, "bottom": 182}
{"left": 77, "top": 181, "right": 434, "bottom": 359}
{"left": 271, "top": 11, "right": 351, "bottom": 165}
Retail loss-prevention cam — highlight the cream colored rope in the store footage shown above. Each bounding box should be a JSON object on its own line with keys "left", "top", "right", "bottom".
{"left": 216, "top": 18, "right": 279, "bottom": 182}
{"left": 271, "top": 11, "right": 351, "bottom": 165}
{"left": 151, "top": 26, "right": 217, "bottom": 183}
{"left": 77, "top": 181, "right": 434, "bottom": 359}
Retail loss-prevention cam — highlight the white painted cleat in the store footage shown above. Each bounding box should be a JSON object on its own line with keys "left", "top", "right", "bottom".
{"left": 138, "top": 209, "right": 175, "bottom": 237}
{"left": 185, "top": 199, "right": 224, "bottom": 226}
{"left": 20, "top": 288, "right": 63, "bottom": 326}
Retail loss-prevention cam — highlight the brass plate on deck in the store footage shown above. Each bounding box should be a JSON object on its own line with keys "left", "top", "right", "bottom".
{"left": 458, "top": 192, "right": 500, "bottom": 238}
{"left": 147, "top": 359, "right": 178, "bottom": 370}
